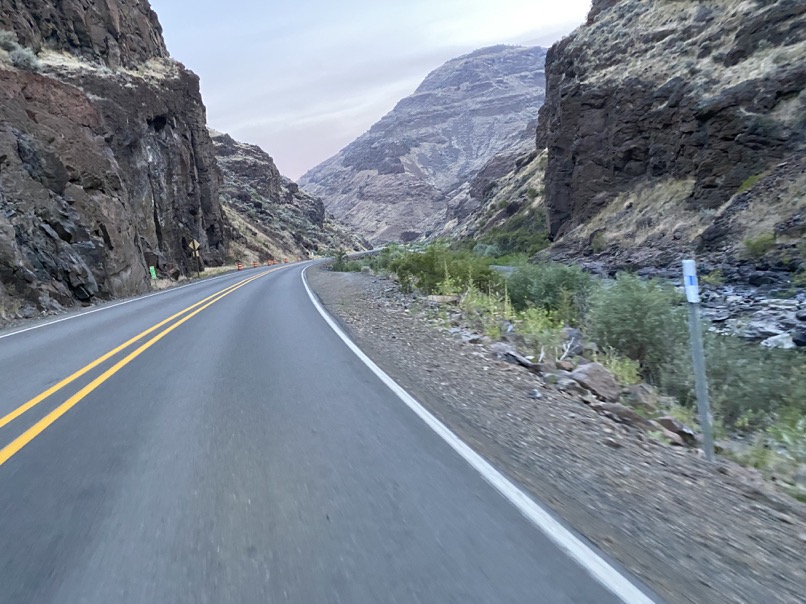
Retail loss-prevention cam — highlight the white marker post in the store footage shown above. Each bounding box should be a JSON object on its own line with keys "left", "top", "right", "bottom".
{"left": 682, "top": 259, "right": 714, "bottom": 461}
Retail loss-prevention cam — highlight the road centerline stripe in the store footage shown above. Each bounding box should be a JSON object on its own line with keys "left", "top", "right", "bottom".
{"left": 0, "top": 269, "right": 274, "bottom": 467}
{"left": 0, "top": 271, "right": 269, "bottom": 432}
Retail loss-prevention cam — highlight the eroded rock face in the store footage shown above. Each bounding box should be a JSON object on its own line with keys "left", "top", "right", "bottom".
{"left": 0, "top": 0, "right": 167, "bottom": 69}
{"left": 300, "top": 45, "right": 547, "bottom": 243}
{"left": 0, "top": 0, "right": 227, "bottom": 319}
{"left": 536, "top": 0, "right": 806, "bottom": 239}
{"left": 211, "top": 131, "right": 366, "bottom": 259}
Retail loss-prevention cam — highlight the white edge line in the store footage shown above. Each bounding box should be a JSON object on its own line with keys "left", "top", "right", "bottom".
{"left": 301, "top": 266, "right": 655, "bottom": 604}
{"left": 0, "top": 267, "right": 272, "bottom": 342}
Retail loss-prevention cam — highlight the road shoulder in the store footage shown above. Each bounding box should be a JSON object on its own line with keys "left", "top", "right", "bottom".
{"left": 307, "top": 265, "right": 806, "bottom": 604}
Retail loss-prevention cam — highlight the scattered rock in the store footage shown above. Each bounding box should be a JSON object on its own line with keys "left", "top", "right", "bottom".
{"left": 739, "top": 320, "right": 783, "bottom": 339}
{"left": 761, "top": 333, "right": 796, "bottom": 350}
{"left": 557, "top": 377, "right": 590, "bottom": 397}
{"left": 490, "top": 342, "right": 534, "bottom": 369}
{"left": 624, "top": 383, "right": 659, "bottom": 412}
{"left": 792, "top": 330, "right": 806, "bottom": 347}
{"left": 527, "top": 389, "right": 543, "bottom": 400}
{"left": 556, "top": 359, "right": 575, "bottom": 372}
{"left": 427, "top": 295, "right": 460, "bottom": 304}
{"left": 795, "top": 309, "right": 806, "bottom": 322}
{"left": 570, "top": 362, "right": 620, "bottom": 402}
{"left": 604, "top": 437, "right": 622, "bottom": 449}
{"left": 655, "top": 416, "right": 697, "bottom": 445}
{"left": 589, "top": 402, "right": 655, "bottom": 430}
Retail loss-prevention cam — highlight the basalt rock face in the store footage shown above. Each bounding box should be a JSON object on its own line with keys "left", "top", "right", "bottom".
{"left": 536, "top": 0, "right": 806, "bottom": 240}
{"left": 300, "top": 45, "right": 547, "bottom": 244}
{"left": 0, "top": 0, "right": 167, "bottom": 69}
{"left": 0, "top": 0, "right": 227, "bottom": 320}
{"left": 211, "top": 131, "right": 366, "bottom": 260}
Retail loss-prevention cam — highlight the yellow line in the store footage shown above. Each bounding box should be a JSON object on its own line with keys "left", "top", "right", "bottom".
{"left": 0, "top": 269, "right": 272, "bottom": 467}
{"left": 0, "top": 270, "right": 270, "bottom": 432}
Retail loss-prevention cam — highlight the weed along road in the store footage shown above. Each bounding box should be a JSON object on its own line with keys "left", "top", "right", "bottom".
{"left": 0, "top": 262, "right": 656, "bottom": 603}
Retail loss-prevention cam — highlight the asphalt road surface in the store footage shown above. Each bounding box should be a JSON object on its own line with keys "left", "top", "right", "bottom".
{"left": 0, "top": 263, "right": 655, "bottom": 603}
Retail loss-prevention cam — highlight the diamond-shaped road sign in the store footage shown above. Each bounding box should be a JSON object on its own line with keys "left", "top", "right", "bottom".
{"left": 189, "top": 239, "right": 200, "bottom": 251}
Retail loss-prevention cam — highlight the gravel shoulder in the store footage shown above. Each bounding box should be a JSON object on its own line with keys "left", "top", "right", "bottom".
{"left": 307, "top": 266, "right": 806, "bottom": 604}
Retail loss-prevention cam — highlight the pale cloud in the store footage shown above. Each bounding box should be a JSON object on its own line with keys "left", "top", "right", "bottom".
{"left": 150, "top": 0, "right": 591, "bottom": 179}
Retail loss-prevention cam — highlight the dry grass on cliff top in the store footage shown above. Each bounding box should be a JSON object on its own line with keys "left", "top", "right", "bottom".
{"left": 36, "top": 49, "right": 180, "bottom": 81}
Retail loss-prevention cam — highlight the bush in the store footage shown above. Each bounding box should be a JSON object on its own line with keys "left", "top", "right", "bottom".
{"left": 743, "top": 232, "right": 776, "bottom": 258}
{"left": 586, "top": 273, "right": 685, "bottom": 380}
{"left": 388, "top": 245, "right": 500, "bottom": 294}
{"left": 738, "top": 173, "right": 762, "bottom": 193}
{"left": 479, "top": 210, "right": 549, "bottom": 256}
{"left": 0, "top": 30, "right": 17, "bottom": 52}
{"left": 10, "top": 47, "right": 40, "bottom": 72}
{"left": 660, "top": 334, "right": 806, "bottom": 428}
{"left": 508, "top": 262, "right": 594, "bottom": 325}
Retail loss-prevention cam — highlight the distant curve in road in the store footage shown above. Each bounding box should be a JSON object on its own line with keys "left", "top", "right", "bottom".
{"left": 0, "top": 263, "right": 656, "bottom": 603}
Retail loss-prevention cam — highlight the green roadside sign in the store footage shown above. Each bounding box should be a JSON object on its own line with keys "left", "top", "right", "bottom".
{"left": 149, "top": 266, "right": 157, "bottom": 280}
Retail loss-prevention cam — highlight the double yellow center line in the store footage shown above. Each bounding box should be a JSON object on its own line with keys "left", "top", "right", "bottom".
{"left": 0, "top": 269, "right": 275, "bottom": 467}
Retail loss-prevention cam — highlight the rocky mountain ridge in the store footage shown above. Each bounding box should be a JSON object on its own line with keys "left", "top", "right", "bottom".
{"left": 211, "top": 131, "right": 366, "bottom": 261}
{"left": 0, "top": 0, "right": 229, "bottom": 320}
{"left": 300, "top": 45, "right": 548, "bottom": 243}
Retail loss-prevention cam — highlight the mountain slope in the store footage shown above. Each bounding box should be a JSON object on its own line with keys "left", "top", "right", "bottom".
{"left": 299, "top": 45, "right": 547, "bottom": 243}
{"left": 211, "top": 131, "right": 366, "bottom": 261}
{"left": 0, "top": 0, "right": 228, "bottom": 321}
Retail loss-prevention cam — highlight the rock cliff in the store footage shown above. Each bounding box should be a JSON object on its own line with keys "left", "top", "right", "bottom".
{"left": 0, "top": 0, "right": 228, "bottom": 320}
{"left": 211, "top": 131, "right": 366, "bottom": 261}
{"left": 299, "top": 45, "right": 547, "bottom": 243}
{"left": 535, "top": 0, "right": 805, "bottom": 277}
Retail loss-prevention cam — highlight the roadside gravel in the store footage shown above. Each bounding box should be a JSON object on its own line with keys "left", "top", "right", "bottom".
{"left": 307, "top": 266, "right": 806, "bottom": 604}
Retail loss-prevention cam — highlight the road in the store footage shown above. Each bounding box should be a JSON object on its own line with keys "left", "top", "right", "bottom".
{"left": 0, "top": 263, "right": 653, "bottom": 603}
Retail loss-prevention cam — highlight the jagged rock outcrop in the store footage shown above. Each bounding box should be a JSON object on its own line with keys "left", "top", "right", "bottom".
{"left": 0, "top": 0, "right": 228, "bottom": 320}
{"left": 211, "top": 131, "right": 366, "bottom": 261}
{"left": 300, "top": 45, "right": 548, "bottom": 243}
{"left": 536, "top": 0, "right": 805, "bottom": 249}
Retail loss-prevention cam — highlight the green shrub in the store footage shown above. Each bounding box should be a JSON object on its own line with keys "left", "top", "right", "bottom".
{"left": 595, "top": 349, "right": 642, "bottom": 385}
{"left": 587, "top": 273, "right": 685, "bottom": 380}
{"left": 700, "top": 269, "right": 724, "bottom": 286}
{"left": 517, "top": 307, "right": 565, "bottom": 355}
{"left": 388, "top": 245, "right": 500, "bottom": 294}
{"left": 526, "top": 187, "right": 539, "bottom": 200}
{"left": 743, "top": 232, "right": 776, "bottom": 258}
{"left": 660, "top": 334, "right": 806, "bottom": 428}
{"left": 508, "top": 262, "right": 594, "bottom": 325}
{"left": 480, "top": 210, "right": 549, "bottom": 256}
{"left": 9, "top": 46, "right": 40, "bottom": 71}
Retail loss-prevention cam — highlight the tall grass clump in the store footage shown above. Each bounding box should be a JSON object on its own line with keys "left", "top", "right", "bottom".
{"left": 508, "top": 262, "right": 594, "bottom": 325}
{"left": 586, "top": 273, "right": 685, "bottom": 380}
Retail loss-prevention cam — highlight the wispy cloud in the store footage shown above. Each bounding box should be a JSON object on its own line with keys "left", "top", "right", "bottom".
{"left": 150, "top": 0, "right": 591, "bottom": 179}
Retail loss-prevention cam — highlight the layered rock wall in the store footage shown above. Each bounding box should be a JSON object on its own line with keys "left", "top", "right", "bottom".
{"left": 0, "top": 0, "right": 227, "bottom": 318}
{"left": 537, "top": 0, "right": 806, "bottom": 239}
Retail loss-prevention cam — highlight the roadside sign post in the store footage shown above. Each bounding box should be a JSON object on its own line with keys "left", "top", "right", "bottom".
{"left": 189, "top": 239, "right": 201, "bottom": 278}
{"left": 682, "top": 259, "right": 715, "bottom": 462}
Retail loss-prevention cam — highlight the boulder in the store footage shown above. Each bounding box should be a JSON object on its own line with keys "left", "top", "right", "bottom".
{"left": 624, "top": 383, "right": 659, "bottom": 412}
{"left": 761, "top": 333, "right": 796, "bottom": 349}
{"left": 792, "top": 330, "right": 806, "bottom": 347}
{"left": 655, "top": 416, "right": 697, "bottom": 445}
{"left": 570, "top": 362, "right": 620, "bottom": 401}
{"left": 589, "top": 402, "right": 655, "bottom": 430}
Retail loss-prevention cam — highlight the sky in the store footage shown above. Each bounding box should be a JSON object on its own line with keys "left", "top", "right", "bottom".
{"left": 149, "top": 0, "right": 592, "bottom": 180}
